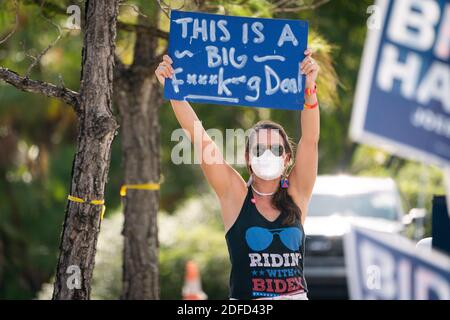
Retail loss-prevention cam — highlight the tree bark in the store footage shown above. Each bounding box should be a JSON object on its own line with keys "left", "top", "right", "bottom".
{"left": 52, "top": 0, "right": 120, "bottom": 300}
{"left": 115, "top": 11, "right": 162, "bottom": 299}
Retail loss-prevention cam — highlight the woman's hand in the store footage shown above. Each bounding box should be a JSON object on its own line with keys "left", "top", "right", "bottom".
{"left": 155, "top": 54, "right": 174, "bottom": 87}
{"left": 300, "top": 49, "right": 319, "bottom": 89}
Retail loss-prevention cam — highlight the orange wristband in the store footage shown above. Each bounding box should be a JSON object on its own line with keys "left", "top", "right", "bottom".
{"left": 303, "top": 101, "right": 319, "bottom": 109}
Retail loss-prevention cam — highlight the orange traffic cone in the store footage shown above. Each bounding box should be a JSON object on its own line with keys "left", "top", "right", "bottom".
{"left": 182, "top": 260, "right": 207, "bottom": 300}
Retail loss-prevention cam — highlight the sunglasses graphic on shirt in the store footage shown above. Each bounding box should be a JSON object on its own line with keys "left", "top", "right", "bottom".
{"left": 245, "top": 226, "right": 302, "bottom": 251}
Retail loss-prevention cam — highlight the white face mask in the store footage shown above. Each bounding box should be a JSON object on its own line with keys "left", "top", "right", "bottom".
{"left": 250, "top": 149, "right": 285, "bottom": 181}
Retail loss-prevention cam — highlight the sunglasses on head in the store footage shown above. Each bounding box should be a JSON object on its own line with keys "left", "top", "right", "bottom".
{"left": 251, "top": 144, "right": 285, "bottom": 157}
{"left": 245, "top": 226, "right": 302, "bottom": 251}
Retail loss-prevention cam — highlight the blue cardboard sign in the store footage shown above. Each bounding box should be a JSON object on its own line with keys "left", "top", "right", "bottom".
{"left": 344, "top": 226, "right": 450, "bottom": 300}
{"left": 164, "top": 10, "right": 308, "bottom": 110}
{"left": 350, "top": 0, "right": 450, "bottom": 166}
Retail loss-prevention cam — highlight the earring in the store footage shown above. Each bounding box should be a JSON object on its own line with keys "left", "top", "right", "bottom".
{"left": 280, "top": 175, "right": 289, "bottom": 188}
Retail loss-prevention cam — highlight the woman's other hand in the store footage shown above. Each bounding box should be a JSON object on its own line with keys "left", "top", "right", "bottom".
{"left": 300, "top": 48, "right": 319, "bottom": 89}
{"left": 155, "top": 54, "right": 174, "bottom": 87}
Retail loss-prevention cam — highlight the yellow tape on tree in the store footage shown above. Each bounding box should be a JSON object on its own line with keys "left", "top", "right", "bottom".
{"left": 120, "top": 183, "right": 160, "bottom": 197}
{"left": 67, "top": 195, "right": 106, "bottom": 220}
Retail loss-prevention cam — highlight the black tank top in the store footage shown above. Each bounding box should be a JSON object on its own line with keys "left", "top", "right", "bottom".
{"left": 225, "top": 186, "right": 308, "bottom": 299}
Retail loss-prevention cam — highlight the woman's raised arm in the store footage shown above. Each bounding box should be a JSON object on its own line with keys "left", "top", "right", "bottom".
{"left": 288, "top": 49, "right": 320, "bottom": 224}
{"left": 155, "top": 55, "right": 246, "bottom": 203}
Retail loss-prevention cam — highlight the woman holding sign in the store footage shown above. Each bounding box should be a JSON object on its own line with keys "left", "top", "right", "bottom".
{"left": 156, "top": 49, "right": 319, "bottom": 300}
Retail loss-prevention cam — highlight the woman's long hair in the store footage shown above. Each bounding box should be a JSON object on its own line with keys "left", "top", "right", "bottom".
{"left": 245, "top": 120, "right": 302, "bottom": 225}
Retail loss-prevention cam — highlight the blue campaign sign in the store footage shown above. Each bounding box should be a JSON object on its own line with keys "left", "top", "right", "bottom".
{"left": 350, "top": 0, "right": 450, "bottom": 166}
{"left": 164, "top": 10, "right": 308, "bottom": 110}
{"left": 344, "top": 226, "right": 450, "bottom": 300}
{"left": 432, "top": 195, "right": 450, "bottom": 255}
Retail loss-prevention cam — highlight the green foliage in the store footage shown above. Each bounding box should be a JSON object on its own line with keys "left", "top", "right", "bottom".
{"left": 0, "top": 144, "right": 71, "bottom": 298}
{"left": 291, "top": 0, "right": 373, "bottom": 173}
{"left": 159, "top": 194, "right": 229, "bottom": 299}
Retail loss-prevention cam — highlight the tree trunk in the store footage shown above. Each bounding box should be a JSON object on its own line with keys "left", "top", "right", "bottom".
{"left": 52, "top": 0, "right": 120, "bottom": 300}
{"left": 115, "top": 12, "right": 162, "bottom": 299}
